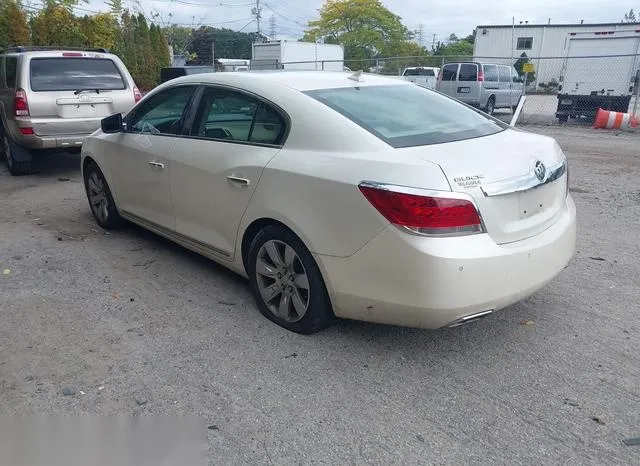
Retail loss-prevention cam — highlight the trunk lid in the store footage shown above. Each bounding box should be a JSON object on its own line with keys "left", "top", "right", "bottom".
{"left": 399, "top": 129, "right": 568, "bottom": 244}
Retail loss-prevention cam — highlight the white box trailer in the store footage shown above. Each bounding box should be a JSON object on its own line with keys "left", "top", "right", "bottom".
{"left": 251, "top": 41, "right": 344, "bottom": 71}
{"left": 556, "top": 29, "right": 640, "bottom": 122}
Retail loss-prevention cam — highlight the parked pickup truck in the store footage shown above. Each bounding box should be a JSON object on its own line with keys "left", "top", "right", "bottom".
{"left": 401, "top": 67, "right": 440, "bottom": 89}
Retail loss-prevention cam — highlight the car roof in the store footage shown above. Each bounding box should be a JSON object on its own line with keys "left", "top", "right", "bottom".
{"left": 165, "top": 70, "right": 411, "bottom": 92}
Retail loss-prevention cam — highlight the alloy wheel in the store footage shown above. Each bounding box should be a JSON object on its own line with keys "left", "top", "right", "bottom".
{"left": 255, "top": 239, "right": 310, "bottom": 323}
{"left": 87, "top": 171, "right": 109, "bottom": 223}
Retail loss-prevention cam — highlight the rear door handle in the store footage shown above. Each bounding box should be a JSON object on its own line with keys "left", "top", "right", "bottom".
{"left": 227, "top": 175, "right": 250, "bottom": 186}
{"left": 148, "top": 161, "right": 165, "bottom": 169}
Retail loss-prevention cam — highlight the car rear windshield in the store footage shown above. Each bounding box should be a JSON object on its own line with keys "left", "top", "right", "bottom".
{"left": 404, "top": 68, "right": 435, "bottom": 76}
{"left": 305, "top": 84, "right": 506, "bottom": 148}
{"left": 30, "top": 58, "right": 126, "bottom": 92}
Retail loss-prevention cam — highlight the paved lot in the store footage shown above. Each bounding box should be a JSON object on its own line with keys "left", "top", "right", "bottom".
{"left": 1, "top": 126, "right": 640, "bottom": 464}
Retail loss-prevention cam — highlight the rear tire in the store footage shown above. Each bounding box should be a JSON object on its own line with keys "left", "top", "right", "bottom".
{"left": 2, "top": 132, "right": 32, "bottom": 176}
{"left": 484, "top": 97, "right": 495, "bottom": 115}
{"left": 83, "top": 160, "right": 123, "bottom": 230}
{"left": 558, "top": 115, "right": 569, "bottom": 124}
{"left": 247, "top": 225, "right": 334, "bottom": 334}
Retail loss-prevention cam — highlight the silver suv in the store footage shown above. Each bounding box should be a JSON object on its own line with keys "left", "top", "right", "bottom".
{"left": 0, "top": 46, "right": 139, "bottom": 175}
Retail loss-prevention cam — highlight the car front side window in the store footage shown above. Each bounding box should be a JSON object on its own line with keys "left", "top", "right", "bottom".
{"left": 126, "top": 86, "right": 195, "bottom": 135}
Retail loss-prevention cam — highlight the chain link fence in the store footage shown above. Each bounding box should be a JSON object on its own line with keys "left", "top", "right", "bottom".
{"left": 248, "top": 54, "right": 640, "bottom": 129}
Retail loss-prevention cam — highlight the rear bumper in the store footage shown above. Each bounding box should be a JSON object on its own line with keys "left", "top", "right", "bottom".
{"left": 317, "top": 195, "right": 577, "bottom": 329}
{"left": 6, "top": 118, "right": 100, "bottom": 149}
{"left": 556, "top": 94, "right": 632, "bottom": 118}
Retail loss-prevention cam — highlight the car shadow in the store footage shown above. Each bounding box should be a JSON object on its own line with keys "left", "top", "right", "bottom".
{"left": 31, "top": 151, "right": 81, "bottom": 178}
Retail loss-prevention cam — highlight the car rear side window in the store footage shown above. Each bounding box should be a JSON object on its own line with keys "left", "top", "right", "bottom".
{"left": 29, "top": 58, "right": 125, "bottom": 92}
{"left": 483, "top": 65, "right": 498, "bottom": 82}
{"left": 305, "top": 84, "right": 506, "bottom": 148}
{"left": 5, "top": 57, "right": 17, "bottom": 88}
{"left": 441, "top": 64, "right": 458, "bottom": 81}
{"left": 404, "top": 68, "right": 435, "bottom": 77}
{"left": 458, "top": 64, "right": 478, "bottom": 82}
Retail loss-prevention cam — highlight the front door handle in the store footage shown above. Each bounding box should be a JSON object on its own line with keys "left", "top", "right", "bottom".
{"left": 227, "top": 175, "right": 250, "bottom": 186}
{"left": 148, "top": 161, "right": 165, "bottom": 169}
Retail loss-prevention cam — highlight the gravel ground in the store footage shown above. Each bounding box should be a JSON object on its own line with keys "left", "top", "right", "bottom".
{"left": 1, "top": 126, "right": 640, "bottom": 465}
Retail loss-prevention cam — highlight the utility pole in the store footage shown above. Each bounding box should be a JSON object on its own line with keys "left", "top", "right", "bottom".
{"left": 252, "top": 0, "right": 262, "bottom": 39}
{"left": 432, "top": 34, "right": 436, "bottom": 50}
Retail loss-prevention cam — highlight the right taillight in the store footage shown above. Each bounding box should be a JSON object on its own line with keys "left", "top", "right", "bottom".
{"left": 133, "top": 86, "right": 142, "bottom": 103}
{"left": 14, "top": 89, "right": 29, "bottom": 116}
{"left": 359, "top": 183, "right": 484, "bottom": 236}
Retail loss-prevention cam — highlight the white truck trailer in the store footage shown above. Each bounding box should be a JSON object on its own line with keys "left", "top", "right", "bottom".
{"left": 251, "top": 41, "right": 344, "bottom": 71}
{"left": 556, "top": 29, "right": 640, "bottom": 123}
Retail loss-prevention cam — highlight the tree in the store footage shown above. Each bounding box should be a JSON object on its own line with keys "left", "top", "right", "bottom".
{"left": 114, "top": 10, "right": 138, "bottom": 81}
{"left": 303, "top": 0, "right": 413, "bottom": 63}
{"left": 164, "top": 25, "right": 192, "bottom": 55}
{"left": 0, "top": 0, "right": 31, "bottom": 48}
{"left": 186, "top": 26, "right": 258, "bottom": 64}
{"left": 31, "top": 4, "right": 85, "bottom": 47}
{"left": 623, "top": 8, "right": 636, "bottom": 22}
{"left": 133, "top": 14, "right": 155, "bottom": 90}
{"left": 79, "top": 13, "right": 119, "bottom": 50}
{"left": 514, "top": 52, "right": 536, "bottom": 84}
{"left": 150, "top": 24, "right": 170, "bottom": 83}
{"left": 432, "top": 34, "right": 473, "bottom": 60}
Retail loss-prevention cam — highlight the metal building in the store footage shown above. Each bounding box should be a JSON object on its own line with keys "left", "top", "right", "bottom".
{"left": 473, "top": 22, "right": 640, "bottom": 88}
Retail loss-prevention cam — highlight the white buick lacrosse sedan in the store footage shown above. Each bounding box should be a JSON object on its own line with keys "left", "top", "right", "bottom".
{"left": 81, "top": 71, "right": 576, "bottom": 334}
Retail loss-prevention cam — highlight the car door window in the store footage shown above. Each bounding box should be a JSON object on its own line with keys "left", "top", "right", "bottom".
{"left": 190, "top": 87, "right": 258, "bottom": 142}
{"left": 126, "top": 86, "right": 195, "bottom": 135}
{"left": 249, "top": 103, "right": 285, "bottom": 145}
{"left": 483, "top": 65, "right": 498, "bottom": 82}
{"left": 190, "top": 87, "right": 285, "bottom": 145}
{"left": 498, "top": 66, "right": 511, "bottom": 83}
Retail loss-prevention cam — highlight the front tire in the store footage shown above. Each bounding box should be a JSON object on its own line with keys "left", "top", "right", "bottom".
{"left": 83, "top": 161, "right": 123, "bottom": 230}
{"left": 247, "top": 225, "right": 334, "bottom": 334}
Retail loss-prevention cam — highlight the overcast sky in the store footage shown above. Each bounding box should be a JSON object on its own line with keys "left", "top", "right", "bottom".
{"left": 85, "top": 0, "right": 639, "bottom": 44}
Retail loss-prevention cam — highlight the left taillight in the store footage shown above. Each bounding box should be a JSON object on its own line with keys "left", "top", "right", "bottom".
{"left": 133, "top": 86, "right": 142, "bottom": 103}
{"left": 14, "top": 89, "right": 29, "bottom": 116}
{"left": 359, "top": 183, "right": 484, "bottom": 236}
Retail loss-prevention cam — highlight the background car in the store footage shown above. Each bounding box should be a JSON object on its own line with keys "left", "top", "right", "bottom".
{"left": 0, "top": 46, "right": 139, "bottom": 175}
{"left": 436, "top": 62, "right": 523, "bottom": 114}
{"left": 81, "top": 71, "right": 576, "bottom": 334}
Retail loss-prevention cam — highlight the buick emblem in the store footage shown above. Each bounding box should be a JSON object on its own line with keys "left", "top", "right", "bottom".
{"left": 534, "top": 160, "right": 546, "bottom": 182}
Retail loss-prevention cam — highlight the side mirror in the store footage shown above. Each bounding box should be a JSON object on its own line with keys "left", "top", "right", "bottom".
{"left": 101, "top": 113, "right": 124, "bottom": 133}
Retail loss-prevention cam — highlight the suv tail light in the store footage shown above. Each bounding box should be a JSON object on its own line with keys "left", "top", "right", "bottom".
{"left": 133, "top": 86, "right": 142, "bottom": 103}
{"left": 477, "top": 67, "right": 484, "bottom": 82}
{"left": 14, "top": 89, "right": 29, "bottom": 116}
{"left": 359, "top": 183, "right": 484, "bottom": 236}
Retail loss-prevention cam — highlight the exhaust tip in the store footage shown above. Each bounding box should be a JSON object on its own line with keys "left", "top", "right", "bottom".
{"left": 445, "top": 309, "right": 494, "bottom": 328}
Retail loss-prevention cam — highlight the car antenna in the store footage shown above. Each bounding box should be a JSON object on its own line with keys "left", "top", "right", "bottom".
{"left": 348, "top": 70, "right": 363, "bottom": 82}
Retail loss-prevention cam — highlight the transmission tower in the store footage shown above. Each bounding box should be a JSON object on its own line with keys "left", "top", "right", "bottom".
{"left": 417, "top": 23, "right": 425, "bottom": 46}
{"left": 269, "top": 15, "right": 277, "bottom": 39}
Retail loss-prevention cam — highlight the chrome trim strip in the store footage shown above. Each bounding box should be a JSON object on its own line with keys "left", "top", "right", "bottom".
{"left": 480, "top": 159, "right": 566, "bottom": 197}
{"left": 121, "top": 210, "right": 232, "bottom": 259}
{"left": 358, "top": 181, "right": 487, "bottom": 237}
{"left": 445, "top": 309, "right": 494, "bottom": 328}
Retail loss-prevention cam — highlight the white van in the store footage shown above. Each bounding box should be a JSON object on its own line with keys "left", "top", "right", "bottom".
{"left": 401, "top": 67, "right": 440, "bottom": 89}
{"left": 436, "top": 62, "right": 523, "bottom": 114}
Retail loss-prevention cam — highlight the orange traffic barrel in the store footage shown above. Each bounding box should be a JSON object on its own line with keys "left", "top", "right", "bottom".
{"left": 594, "top": 108, "right": 638, "bottom": 129}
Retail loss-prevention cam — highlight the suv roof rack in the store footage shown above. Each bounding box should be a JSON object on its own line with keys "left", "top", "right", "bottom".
{"left": 1, "top": 46, "right": 109, "bottom": 54}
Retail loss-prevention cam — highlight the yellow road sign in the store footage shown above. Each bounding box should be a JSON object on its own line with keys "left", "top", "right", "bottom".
{"left": 523, "top": 63, "right": 535, "bottom": 73}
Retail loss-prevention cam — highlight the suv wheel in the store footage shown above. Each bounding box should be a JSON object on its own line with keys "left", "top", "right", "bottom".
{"left": 2, "top": 133, "right": 32, "bottom": 176}
{"left": 247, "top": 225, "right": 334, "bottom": 334}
